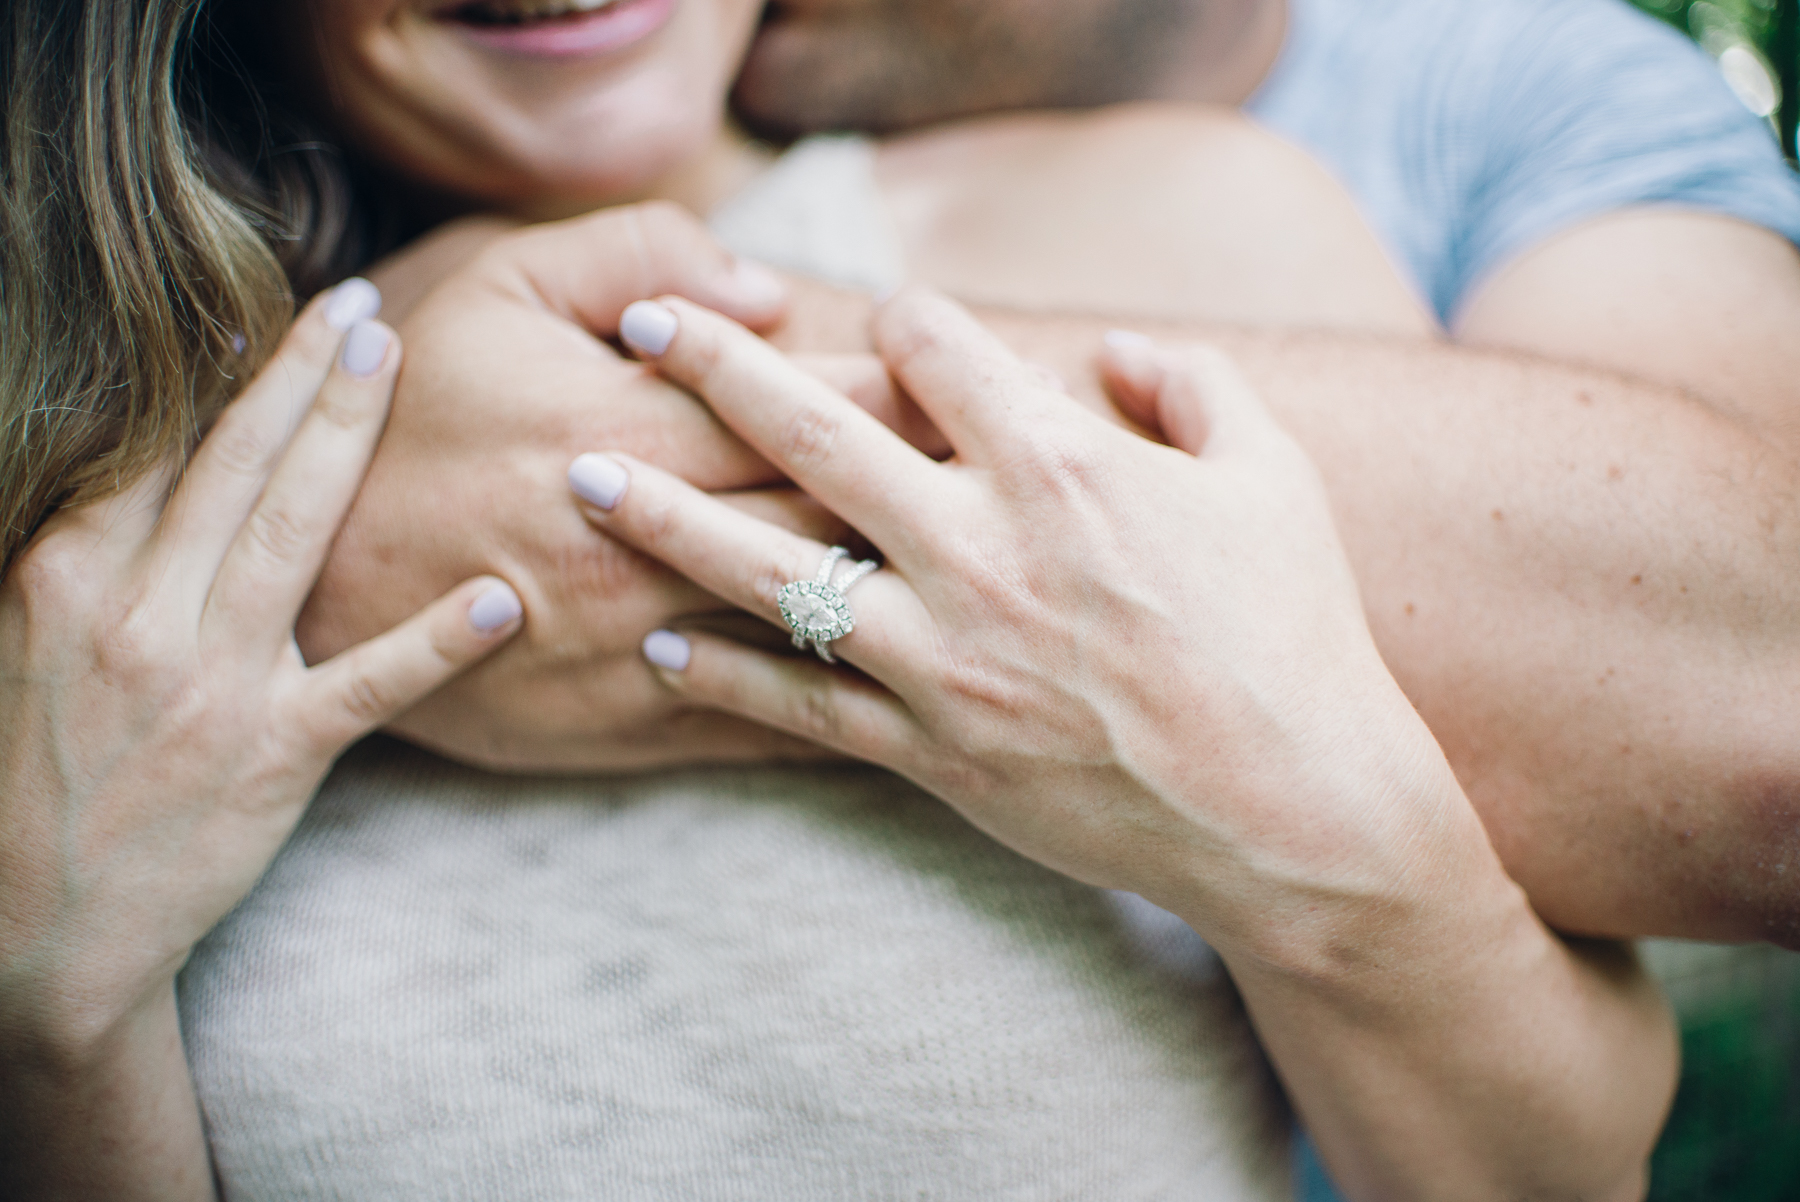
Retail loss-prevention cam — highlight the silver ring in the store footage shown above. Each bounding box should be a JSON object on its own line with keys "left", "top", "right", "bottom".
{"left": 777, "top": 545, "right": 879, "bottom": 663}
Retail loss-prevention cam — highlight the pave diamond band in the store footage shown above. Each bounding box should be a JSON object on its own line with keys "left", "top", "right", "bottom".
{"left": 778, "top": 545, "right": 878, "bottom": 663}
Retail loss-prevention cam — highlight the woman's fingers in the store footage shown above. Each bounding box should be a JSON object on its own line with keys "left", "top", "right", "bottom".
{"left": 503, "top": 201, "right": 789, "bottom": 335}
{"left": 1092, "top": 331, "right": 1169, "bottom": 435}
{"left": 1098, "top": 336, "right": 1287, "bottom": 459}
{"left": 572, "top": 452, "right": 925, "bottom": 680}
{"left": 163, "top": 279, "right": 382, "bottom": 580}
{"left": 296, "top": 576, "right": 524, "bottom": 754}
{"left": 620, "top": 297, "right": 947, "bottom": 548}
{"left": 717, "top": 486, "right": 857, "bottom": 550}
{"left": 640, "top": 628, "right": 922, "bottom": 774}
{"left": 870, "top": 286, "right": 1073, "bottom": 460}
{"left": 206, "top": 319, "right": 401, "bottom": 638}
{"left": 793, "top": 353, "right": 953, "bottom": 459}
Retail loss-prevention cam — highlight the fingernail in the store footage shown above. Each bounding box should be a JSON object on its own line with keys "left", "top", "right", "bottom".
{"left": 1103, "top": 329, "right": 1154, "bottom": 351}
{"left": 727, "top": 259, "right": 786, "bottom": 307}
{"left": 643, "top": 629, "right": 691, "bottom": 671}
{"left": 620, "top": 300, "right": 678, "bottom": 356}
{"left": 325, "top": 277, "right": 382, "bottom": 331}
{"left": 468, "top": 582, "right": 523, "bottom": 633}
{"left": 341, "top": 320, "right": 391, "bottom": 377}
{"left": 569, "top": 453, "right": 629, "bottom": 510}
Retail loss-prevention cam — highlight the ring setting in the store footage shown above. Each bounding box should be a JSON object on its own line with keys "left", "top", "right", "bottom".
{"left": 778, "top": 546, "right": 877, "bottom": 663}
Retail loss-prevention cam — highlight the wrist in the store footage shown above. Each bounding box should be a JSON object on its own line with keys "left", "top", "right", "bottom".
{"left": 1156, "top": 710, "right": 1534, "bottom": 987}
{"left": 1210, "top": 847, "right": 1538, "bottom": 999}
{"left": 0, "top": 981, "right": 216, "bottom": 1202}
{"left": 2, "top": 962, "right": 182, "bottom": 1077}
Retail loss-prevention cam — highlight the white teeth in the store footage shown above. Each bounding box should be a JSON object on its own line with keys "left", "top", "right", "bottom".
{"left": 461, "top": 0, "right": 621, "bottom": 23}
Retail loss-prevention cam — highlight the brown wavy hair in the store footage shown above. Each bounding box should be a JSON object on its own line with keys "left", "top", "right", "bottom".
{"left": 0, "top": 0, "right": 398, "bottom": 572}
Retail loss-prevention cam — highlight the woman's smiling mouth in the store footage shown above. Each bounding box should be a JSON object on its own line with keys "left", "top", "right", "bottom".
{"left": 443, "top": 0, "right": 677, "bottom": 57}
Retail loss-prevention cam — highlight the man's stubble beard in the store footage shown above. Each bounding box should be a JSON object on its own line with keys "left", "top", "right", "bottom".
{"left": 731, "top": 0, "right": 1208, "bottom": 139}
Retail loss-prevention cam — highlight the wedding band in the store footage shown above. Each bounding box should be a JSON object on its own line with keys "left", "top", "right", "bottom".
{"left": 777, "top": 545, "right": 879, "bottom": 663}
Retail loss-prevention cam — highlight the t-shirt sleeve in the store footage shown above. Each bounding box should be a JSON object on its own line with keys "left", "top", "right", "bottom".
{"left": 1444, "top": 0, "right": 1800, "bottom": 319}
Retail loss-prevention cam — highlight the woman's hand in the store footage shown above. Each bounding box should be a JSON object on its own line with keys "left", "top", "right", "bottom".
{"left": 296, "top": 204, "right": 866, "bottom": 774}
{"left": 0, "top": 281, "right": 522, "bottom": 1199}
{"left": 571, "top": 287, "right": 1479, "bottom": 947}
{"left": 571, "top": 289, "right": 1674, "bottom": 1202}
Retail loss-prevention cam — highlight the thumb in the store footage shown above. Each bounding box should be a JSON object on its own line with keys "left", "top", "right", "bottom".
{"left": 297, "top": 576, "right": 524, "bottom": 754}
{"left": 500, "top": 201, "right": 788, "bottom": 336}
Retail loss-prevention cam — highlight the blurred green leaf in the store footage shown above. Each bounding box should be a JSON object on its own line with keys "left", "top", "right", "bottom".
{"left": 1631, "top": 0, "right": 1798, "bottom": 156}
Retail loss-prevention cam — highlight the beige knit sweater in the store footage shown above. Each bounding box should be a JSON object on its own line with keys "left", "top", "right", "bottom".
{"left": 176, "top": 139, "right": 1294, "bottom": 1201}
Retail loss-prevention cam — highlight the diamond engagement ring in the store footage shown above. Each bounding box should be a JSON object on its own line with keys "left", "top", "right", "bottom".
{"left": 777, "top": 545, "right": 879, "bottom": 663}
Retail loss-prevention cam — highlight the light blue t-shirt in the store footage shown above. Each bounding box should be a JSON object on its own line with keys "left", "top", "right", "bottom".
{"left": 1248, "top": 2, "right": 1800, "bottom": 1195}
{"left": 1247, "top": 0, "right": 1800, "bottom": 321}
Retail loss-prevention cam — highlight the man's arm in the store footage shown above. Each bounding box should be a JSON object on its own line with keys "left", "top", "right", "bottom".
{"left": 1203, "top": 326, "right": 1800, "bottom": 948}
{"left": 956, "top": 210, "right": 1800, "bottom": 946}
{"left": 323, "top": 184, "right": 1800, "bottom": 945}
{"left": 585, "top": 292, "right": 1679, "bottom": 1202}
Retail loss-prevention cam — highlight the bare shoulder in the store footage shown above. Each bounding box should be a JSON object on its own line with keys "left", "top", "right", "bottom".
{"left": 873, "top": 104, "right": 1436, "bottom": 336}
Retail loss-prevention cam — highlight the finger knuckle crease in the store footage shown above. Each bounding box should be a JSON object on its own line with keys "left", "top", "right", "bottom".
{"left": 1021, "top": 438, "right": 1101, "bottom": 497}
{"left": 632, "top": 490, "right": 681, "bottom": 548}
{"left": 340, "top": 667, "right": 401, "bottom": 728}
{"left": 746, "top": 556, "right": 798, "bottom": 610}
{"left": 243, "top": 503, "right": 313, "bottom": 568}
{"left": 777, "top": 407, "right": 840, "bottom": 471}
{"left": 789, "top": 680, "right": 841, "bottom": 742}
{"left": 685, "top": 328, "right": 727, "bottom": 382}
{"left": 208, "top": 415, "right": 280, "bottom": 482}
{"left": 309, "top": 385, "right": 376, "bottom": 431}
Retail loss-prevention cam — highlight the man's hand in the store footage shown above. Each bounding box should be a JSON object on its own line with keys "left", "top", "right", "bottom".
{"left": 298, "top": 203, "right": 849, "bottom": 771}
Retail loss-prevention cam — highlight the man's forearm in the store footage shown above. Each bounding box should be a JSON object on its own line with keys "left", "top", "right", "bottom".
{"left": 968, "top": 309, "right": 1800, "bottom": 945}
{"left": 1227, "top": 880, "right": 1672, "bottom": 1202}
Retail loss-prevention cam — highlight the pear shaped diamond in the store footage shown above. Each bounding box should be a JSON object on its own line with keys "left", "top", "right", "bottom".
{"left": 777, "top": 581, "right": 854, "bottom": 644}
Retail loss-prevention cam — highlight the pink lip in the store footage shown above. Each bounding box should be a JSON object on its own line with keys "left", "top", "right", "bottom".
{"left": 447, "top": 0, "right": 677, "bottom": 58}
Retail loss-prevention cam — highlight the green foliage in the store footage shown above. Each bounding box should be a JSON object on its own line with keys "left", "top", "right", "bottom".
{"left": 1632, "top": 0, "right": 1779, "bottom": 46}
{"left": 1649, "top": 986, "right": 1800, "bottom": 1201}
{"left": 1630, "top": 0, "right": 1799, "bottom": 157}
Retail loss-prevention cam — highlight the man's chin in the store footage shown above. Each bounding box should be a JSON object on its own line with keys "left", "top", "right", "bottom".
{"left": 731, "top": 23, "right": 850, "bottom": 139}
{"left": 732, "top": 10, "right": 950, "bottom": 139}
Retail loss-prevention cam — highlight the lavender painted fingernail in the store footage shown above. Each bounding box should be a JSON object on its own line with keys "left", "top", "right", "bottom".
{"left": 620, "top": 300, "right": 678, "bottom": 356}
{"left": 341, "top": 320, "right": 391, "bottom": 377}
{"left": 569, "top": 453, "right": 629, "bottom": 510}
{"left": 643, "top": 630, "right": 691, "bottom": 671}
{"left": 1103, "top": 329, "right": 1154, "bottom": 351}
{"left": 468, "top": 582, "right": 523, "bottom": 633}
{"left": 325, "top": 277, "right": 382, "bottom": 331}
